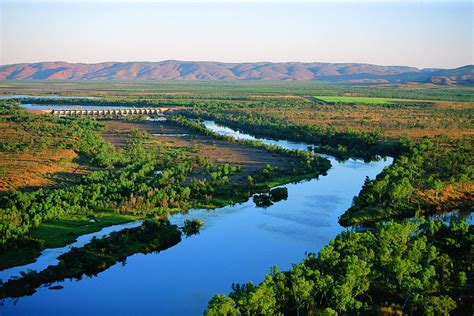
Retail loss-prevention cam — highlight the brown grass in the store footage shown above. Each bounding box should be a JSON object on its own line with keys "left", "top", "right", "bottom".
{"left": 101, "top": 120, "right": 298, "bottom": 172}
{"left": 414, "top": 182, "right": 474, "bottom": 213}
{"left": 0, "top": 149, "right": 89, "bottom": 192}
{"left": 239, "top": 100, "right": 473, "bottom": 139}
{"left": 0, "top": 116, "right": 90, "bottom": 192}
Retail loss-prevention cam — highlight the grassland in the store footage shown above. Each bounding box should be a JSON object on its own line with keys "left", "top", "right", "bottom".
{"left": 1, "top": 80, "right": 473, "bottom": 102}
{"left": 238, "top": 101, "right": 472, "bottom": 139}
{"left": 0, "top": 149, "right": 90, "bottom": 192}
{"left": 29, "top": 211, "right": 137, "bottom": 248}
{"left": 313, "top": 95, "right": 437, "bottom": 106}
{"left": 0, "top": 113, "right": 92, "bottom": 192}
{"left": 2, "top": 81, "right": 472, "bottom": 140}
{"left": 0, "top": 211, "right": 136, "bottom": 270}
{"left": 315, "top": 95, "right": 410, "bottom": 104}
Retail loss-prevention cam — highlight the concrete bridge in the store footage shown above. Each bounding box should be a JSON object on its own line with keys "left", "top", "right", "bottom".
{"left": 51, "top": 107, "right": 169, "bottom": 117}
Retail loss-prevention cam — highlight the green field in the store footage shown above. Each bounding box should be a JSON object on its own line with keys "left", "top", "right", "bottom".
{"left": 0, "top": 211, "right": 137, "bottom": 270}
{"left": 315, "top": 95, "right": 413, "bottom": 105}
{"left": 30, "top": 212, "right": 137, "bottom": 248}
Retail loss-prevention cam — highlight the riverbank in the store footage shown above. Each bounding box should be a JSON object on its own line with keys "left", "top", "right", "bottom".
{"left": 0, "top": 220, "right": 182, "bottom": 299}
{"left": 0, "top": 211, "right": 137, "bottom": 270}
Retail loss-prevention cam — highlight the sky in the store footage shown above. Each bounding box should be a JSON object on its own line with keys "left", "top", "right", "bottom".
{"left": 0, "top": 0, "right": 472, "bottom": 69}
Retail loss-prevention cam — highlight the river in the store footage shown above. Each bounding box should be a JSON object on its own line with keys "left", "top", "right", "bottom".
{"left": 0, "top": 120, "right": 392, "bottom": 315}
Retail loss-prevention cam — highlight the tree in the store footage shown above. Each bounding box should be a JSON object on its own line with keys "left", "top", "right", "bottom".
{"left": 290, "top": 264, "right": 314, "bottom": 316}
{"left": 389, "top": 177, "right": 413, "bottom": 206}
{"left": 319, "top": 308, "right": 338, "bottom": 316}
{"left": 247, "top": 276, "right": 278, "bottom": 315}
{"left": 262, "top": 164, "right": 273, "bottom": 180}
{"left": 423, "top": 295, "right": 456, "bottom": 316}
{"left": 330, "top": 255, "right": 370, "bottom": 313}
{"left": 205, "top": 294, "right": 239, "bottom": 316}
{"left": 373, "top": 175, "right": 389, "bottom": 203}
{"left": 432, "top": 179, "right": 444, "bottom": 199}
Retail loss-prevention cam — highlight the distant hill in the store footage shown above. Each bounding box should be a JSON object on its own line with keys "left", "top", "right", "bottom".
{"left": 0, "top": 61, "right": 472, "bottom": 84}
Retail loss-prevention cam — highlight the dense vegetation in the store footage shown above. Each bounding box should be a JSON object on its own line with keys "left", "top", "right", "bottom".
{"left": 182, "top": 218, "right": 205, "bottom": 237}
{"left": 0, "top": 102, "right": 111, "bottom": 156}
{"left": 341, "top": 137, "right": 473, "bottom": 225}
{"left": 205, "top": 219, "right": 472, "bottom": 315}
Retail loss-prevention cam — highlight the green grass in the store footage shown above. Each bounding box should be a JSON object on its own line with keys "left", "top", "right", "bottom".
{"left": 30, "top": 211, "right": 137, "bottom": 248}
{"left": 3, "top": 80, "right": 473, "bottom": 101}
{"left": 315, "top": 95, "right": 403, "bottom": 105}
{"left": 0, "top": 211, "right": 136, "bottom": 270}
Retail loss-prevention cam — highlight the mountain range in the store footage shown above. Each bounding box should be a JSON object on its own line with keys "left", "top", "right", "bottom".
{"left": 0, "top": 61, "right": 472, "bottom": 84}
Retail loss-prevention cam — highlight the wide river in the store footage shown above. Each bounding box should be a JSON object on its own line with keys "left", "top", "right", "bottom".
{"left": 0, "top": 119, "right": 392, "bottom": 315}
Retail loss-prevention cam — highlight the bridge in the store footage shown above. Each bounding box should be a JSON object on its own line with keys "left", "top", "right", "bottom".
{"left": 51, "top": 107, "right": 169, "bottom": 117}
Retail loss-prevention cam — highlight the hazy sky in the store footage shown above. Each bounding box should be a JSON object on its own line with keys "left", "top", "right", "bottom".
{"left": 0, "top": 0, "right": 472, "bottom": 68}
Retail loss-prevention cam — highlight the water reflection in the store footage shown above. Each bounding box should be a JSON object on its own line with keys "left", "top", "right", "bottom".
{"left": 0, "top": 221, "right": 142, "bottom": 283}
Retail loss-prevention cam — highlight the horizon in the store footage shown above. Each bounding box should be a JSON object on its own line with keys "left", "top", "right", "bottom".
{"left": 1, "top": 1, "right": 472, "bottom": 69}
